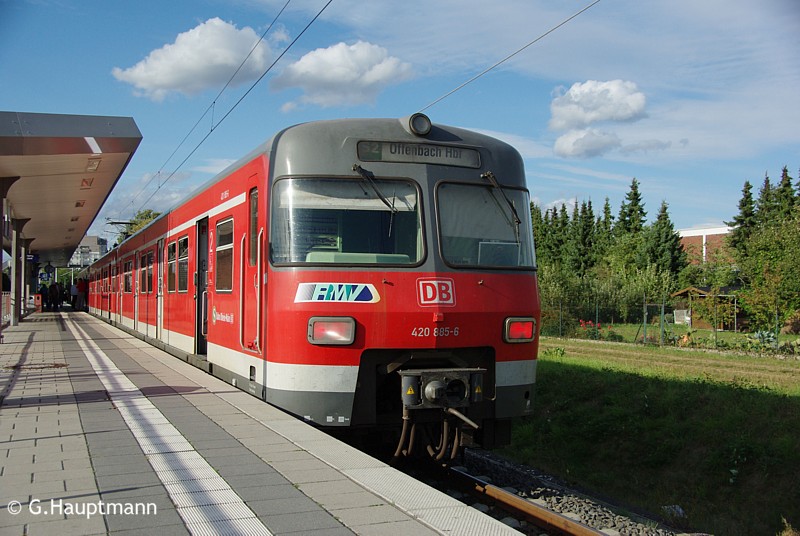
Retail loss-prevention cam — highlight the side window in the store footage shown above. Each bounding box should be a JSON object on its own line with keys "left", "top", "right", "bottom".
{"left": 146, "top": 252, "right": 154, "bottom": 293}
{"left": 178, "top": 236, "right": 189, "bottom": 292}
{"left": 215, "top": 219, "right": 234, "bottom": 291}
{"left": 167, "top": 242, "right": 176, "bottom": 292}
{"left": 249, "top": 188, "right": 258, "bottom": 266}
{"left": 140, "top": 254, "right": 148, "bottom": 293}
{"left": 124, "top": 260, "right": 133, "bottom": 293}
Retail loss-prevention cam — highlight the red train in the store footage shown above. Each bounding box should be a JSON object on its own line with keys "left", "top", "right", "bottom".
{"left": 87, "top": 114, "right": 540, "bottom": 457}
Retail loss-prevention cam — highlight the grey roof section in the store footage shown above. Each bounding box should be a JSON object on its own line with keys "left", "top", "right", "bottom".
{"left": 0, "top": 111, "right": 142, "bottom": 266}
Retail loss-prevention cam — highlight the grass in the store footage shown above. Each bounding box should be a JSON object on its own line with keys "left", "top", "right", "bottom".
{"left": 501, "top": 337, "right": 800, "bottom": 535}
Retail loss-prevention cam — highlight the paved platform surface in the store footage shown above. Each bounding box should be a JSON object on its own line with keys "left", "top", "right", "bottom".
{"left": 0, "top": 311, "right": 521, "bottom": 535}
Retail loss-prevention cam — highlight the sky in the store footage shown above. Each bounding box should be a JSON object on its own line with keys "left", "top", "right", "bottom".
{"left": 2, "top": 0, "right": 799, "bottom": 246}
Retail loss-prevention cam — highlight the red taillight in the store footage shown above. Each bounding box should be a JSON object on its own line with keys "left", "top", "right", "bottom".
{"left": 504, "top": 317, "right": 536, "bottom": 343}
{"left": 307, "top": 317, "right": 356, "bottom": 345}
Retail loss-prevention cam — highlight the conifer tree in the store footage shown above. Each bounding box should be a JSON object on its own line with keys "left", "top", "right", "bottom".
{"left": 539, "top": 205, "right": 566, "bottom": 266}
{"left": 637, "top": 201, "right": 686, "bottom": 277}
{"left": 755, "top": 173, "right": 778, "bottom": 226}
{"left": 616, "top": 178, "right": 647, "bottom": 235}
{"left": 564, "top": 200, "right": 595, "bottom": 276}
{"left": 775, "top": 166, "right": 796, "bottom": 218}
{"left": 541, "top": 207, "right": 554, "bottom": 262}
{"left": 552, "top": 204, "right": 570, "bottom": 265}
{"left": 726, "top": 181, "right": 756, "bottom": 254}
{"left": 530, "top": 202, "right": 545, "bottom": 257}
{"left": 600, "top": 197, "right": 614, "bottom": 236}
{"left": 581, "top": 199, "right": 596, "bottom": 268}
{"left": 593, "top": 197, "right": 614, "bottom": 261}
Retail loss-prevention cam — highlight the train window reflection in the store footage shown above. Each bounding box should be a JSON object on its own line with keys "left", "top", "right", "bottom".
{"left": 438, "top": 182, "right": 536, "bottom": 269}
{"left": 167, "top": 242, "right": 176, "bottom": 292}
{"left": 271, "top": 178, "right": 422, "bottom": 265}
{"left": 177, "top": 236, "right": 189, "bottom": 292}
{"left": 216, "top": 219, "right": 234, "bottom": 291}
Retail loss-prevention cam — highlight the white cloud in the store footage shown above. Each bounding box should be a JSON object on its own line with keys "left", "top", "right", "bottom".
{"left": 543, "top": 163, "right": 633, "bottom": 184}
{"left": 620, "top": 139, "right": 671, "bottom": 155}
{"left": 554, "top": 129, "right": 621, "bottom": 158}
{"left": 543, "top": 197, "right": 578, "bottom": 213}
{"left": 112, "top": 18, "right": 271, "bottom": 101}
{"left": 474, "top": 129, "right": 552, "bottom": 159}
{"left": 270, "top": 41, "right": 413, "bottom": 108}
{"left": 549, "top": 80, "right": 646, "bottom": 131}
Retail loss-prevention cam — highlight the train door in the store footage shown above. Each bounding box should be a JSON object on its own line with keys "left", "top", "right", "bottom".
{"left": 242, "top": 186, "right": 263, "bottom": 354}
{"left": 156, "top": 238, "right": 164, "bottom": 340}
{"left": 133, "top": 252, "right": 140, "bottom": 333}
{"left": 137, "top": 250, "right": 154, "bottom": 337}
{"left": 115, "top": 259, "right": 122, "bottom": 324}
{"left": 195, "top": 217, "right": 208, "bottom": 355}
{"left": 111, "top": 263, "right": 117, "bottom": 322}
{"left": 146, "top": 250, "right": 156, "bottom": 337}
{"left": 139, "top": 251, "right": 150, "bottom": 336}
{"left": 103, "top": 267, "right": 110, "bottom": 319}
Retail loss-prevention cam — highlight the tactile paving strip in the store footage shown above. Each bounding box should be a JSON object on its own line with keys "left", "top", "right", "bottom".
{"left": 66, "top": 318, "right": 272, "bottom": 536}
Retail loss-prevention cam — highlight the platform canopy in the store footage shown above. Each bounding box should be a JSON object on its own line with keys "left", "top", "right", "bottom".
{"left": 0, "top": 111, "right": 142, "bottom": 266}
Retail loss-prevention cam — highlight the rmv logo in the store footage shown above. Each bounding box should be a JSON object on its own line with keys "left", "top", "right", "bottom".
{"left": 295, "top": 283, "right": 380, "bottom": 303}
{"left": 417, "top": 278, "right": 456, "bottom": 307}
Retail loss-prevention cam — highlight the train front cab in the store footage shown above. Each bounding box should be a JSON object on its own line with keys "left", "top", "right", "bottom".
{"left": 262, "top": 116, "right": 540, "bottom": 454}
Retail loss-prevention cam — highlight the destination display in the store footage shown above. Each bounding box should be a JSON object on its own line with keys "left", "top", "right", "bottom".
{"left": 357, "top": 141, "right": 481, "bottom": 168}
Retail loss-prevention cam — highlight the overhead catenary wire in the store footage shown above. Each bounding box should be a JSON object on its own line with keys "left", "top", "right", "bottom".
{"left": 165, "top": 1, "right": 294, "bottom": 183}
{"left": 116, "top": 0, "right": 593, "bottom": 224}
{"left": 117, "top": 0, "right": 334, "bottom": 221}
{"left": 118, "top": 1, "right": 292, "bottom": 219}
{"left": 418, "top": 0, "right": 602, "bottom": 113}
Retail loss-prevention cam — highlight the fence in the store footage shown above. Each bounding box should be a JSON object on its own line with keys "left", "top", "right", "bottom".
{"left": 540, "top": 294, "right": 681, "bottom": 345}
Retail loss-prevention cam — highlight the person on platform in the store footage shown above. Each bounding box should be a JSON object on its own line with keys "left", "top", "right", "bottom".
{"left": 48, "top": 282, "right": 60, "bottom": 312}
{"left": 76, "top": 278, "right": 87, "bottom": 311}
{"left": 70, "top": 282, "right": 78, "bottom": 309}
{"left": 39, "top": 282, "right": 50, "bottom": 311}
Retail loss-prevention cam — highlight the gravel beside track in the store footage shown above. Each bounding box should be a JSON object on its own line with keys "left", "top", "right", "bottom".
{"left": 455, "top": 449, "right": 690, "bottom": 536}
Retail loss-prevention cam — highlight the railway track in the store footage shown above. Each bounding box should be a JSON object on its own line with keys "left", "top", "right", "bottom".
{"left": 448, "top": 465, "right": 604, "bottom": 535}
{"left": 391, "top": 448, "right": 678, "bottom": 536}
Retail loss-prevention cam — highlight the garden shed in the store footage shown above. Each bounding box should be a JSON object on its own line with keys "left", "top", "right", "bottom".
{"left": 671, "top": 286, "right": 742, "bottom": 331}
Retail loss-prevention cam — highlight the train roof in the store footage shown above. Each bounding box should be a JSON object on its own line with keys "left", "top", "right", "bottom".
{"left": 105, "top": 116, "right": 526, "bottom": 255}
{"left": 268, "top": 116, "right": 525, "bottom": 182}
{"left": 185, "top": 115, "right": 525, "bottom": 209}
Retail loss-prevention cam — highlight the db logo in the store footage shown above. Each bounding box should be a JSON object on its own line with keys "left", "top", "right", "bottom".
{"left": 417, "top": 278, "right": 456, "bottom": 307}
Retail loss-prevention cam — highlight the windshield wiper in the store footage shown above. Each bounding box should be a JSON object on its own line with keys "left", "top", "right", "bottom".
{"left": 353, "top": 163, "right": 397, "bottom": 237}
{"left": 353, "top": 164, "right": 398, "bottom": 214}
{"left": 481, "top": 171, "right": 521, "bottom": 242}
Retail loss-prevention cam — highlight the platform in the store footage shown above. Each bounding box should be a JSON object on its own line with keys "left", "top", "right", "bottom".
{"left": 0, "top": 311, "right": 521, "bottom": 535}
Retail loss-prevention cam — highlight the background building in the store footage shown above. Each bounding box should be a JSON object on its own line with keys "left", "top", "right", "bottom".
{"left": 678, "top": 226, "right": 732, "bottom": 264}
{"left": 68, "top": 236, "right": 107, "bottom": 268}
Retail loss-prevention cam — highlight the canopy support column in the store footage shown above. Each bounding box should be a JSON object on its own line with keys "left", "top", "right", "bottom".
{"left": 10, "top": 218, "right": 30, "bottom": 326}
{"left": 0, "top": 176, "right": 20, "bottom": 336}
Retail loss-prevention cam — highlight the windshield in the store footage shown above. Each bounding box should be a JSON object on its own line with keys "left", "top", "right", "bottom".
{"left": 271, "top": 178, "right": 423, "bottom": 265}
{"left": 438, "top": 182, "right": 536, "bottom": 268}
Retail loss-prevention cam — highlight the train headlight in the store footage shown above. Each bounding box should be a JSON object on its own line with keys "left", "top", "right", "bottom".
{"left": 307, "top": 317, "right": 356, "bottom": 345}
{"left": 504, "top": 317, "right": 536, "bottom": 343}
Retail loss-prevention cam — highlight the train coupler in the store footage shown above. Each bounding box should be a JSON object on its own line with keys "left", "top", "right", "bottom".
{"left": 399, "top": 368, "right": 485, "bottom": 410}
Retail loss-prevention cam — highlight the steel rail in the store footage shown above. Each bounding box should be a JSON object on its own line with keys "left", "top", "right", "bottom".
{"left": 449, "top": 466, "right": 604, "bottom": 536}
